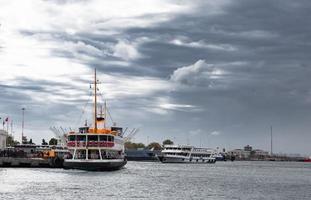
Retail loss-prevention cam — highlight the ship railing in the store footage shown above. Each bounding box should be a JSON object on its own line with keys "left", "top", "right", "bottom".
{"left": 164, "top": 154, "right": 188, "bottom": 158}
{"left": 67, "top": 141, "right": 114, "bottom": 148}
{"left": 162, "top": 149, "right": 188, "bottom": 153}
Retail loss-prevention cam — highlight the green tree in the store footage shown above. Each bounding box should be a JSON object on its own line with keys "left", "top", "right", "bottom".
{"left": 29, "top": 138, "right": 33, "bottom": 144}
{"left": 49, "top": 138, "right": 58, "bottom": 145}
{"left": 6, "top": 135, "right": 20, "bottom": 147}
{"left": 147, "top": 142, "right": 162, "bottom": 150}
{"left": 125, "top": 142, "right": 145, "bottom": 149}
{"left": 135, "top": 143, "right": 145, "bottom": 149}
{"left": 42, "top": 139, "right": 48, "bottom": 145}
{"left": 162, "top": 139, "right": 174, "bottom": 146}
{"left": 125, "top": 141, "right": 134, "bottom": 149}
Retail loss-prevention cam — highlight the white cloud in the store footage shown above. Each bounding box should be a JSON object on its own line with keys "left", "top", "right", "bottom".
{"left": 0, "top": 0, "right": 190, "bottom": 34}
{"left": 210, "top": 131, "right": 220, "bottom": 136}
{"left": 155, "top": 97, "right": 197, "bottom": 113}
{"left": 210, "top": 28, "right": 278, "bottom": 40}
{"left": 0, "top": 0, "right": 189, "bottom": 108}
{"left": 113, "top": 40, "right": 141, "bottom": 61}
{"left": 171, "top": 38, "right": 236, "bottom": 51}
{"left": 98, "top": 75, "right": 171, "bottom": 99}
{"left": 140, "top": 96, "right": 198, "bottom": 115}
{"left": 170, "top": 59, "right": 225, "bottom": 86}
{"left": 159, "top": 103, "right": 195, "bottom": 110}
{"left": 62, "top": 41, "right": 103, "bottom": 57}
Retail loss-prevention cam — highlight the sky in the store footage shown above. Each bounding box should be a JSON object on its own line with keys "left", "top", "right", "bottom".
{"left": 0, "top": 0, "right": 310, "bottom": 155}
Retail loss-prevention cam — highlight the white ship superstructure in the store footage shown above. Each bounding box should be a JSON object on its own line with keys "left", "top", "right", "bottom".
{"left": 158, "top": 145, "right": 216, "bottom": 164}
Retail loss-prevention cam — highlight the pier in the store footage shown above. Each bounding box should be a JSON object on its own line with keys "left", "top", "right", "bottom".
{"left": 0, "top": 144, "right": 66, "bottom": 168}
{"left": 0, "top": 157, "right": 51, "bottom": 168}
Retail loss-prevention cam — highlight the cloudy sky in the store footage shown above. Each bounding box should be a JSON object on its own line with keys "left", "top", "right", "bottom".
{"left": 0, "top": 0, "right": 310, "bottom": 155}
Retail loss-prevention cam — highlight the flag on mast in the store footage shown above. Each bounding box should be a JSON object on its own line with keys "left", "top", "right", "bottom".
{"left": 3, "top": 117, "right": 9, "bottom": 126}
{"left": 5, "top": 117, "right": 9, "bottom": 133}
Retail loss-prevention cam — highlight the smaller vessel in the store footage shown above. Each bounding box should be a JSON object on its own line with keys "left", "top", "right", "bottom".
{"left": 125, "top": 148, "right": 160, "bottom": 161}
{"left": 303, "top": 157, "right": 311, "bottom": 162}
{"left": 213, "top": 153, "right": 226, "bottom": 161}
{"left": 157, "top": 145, "right": 216, "bottom": 164}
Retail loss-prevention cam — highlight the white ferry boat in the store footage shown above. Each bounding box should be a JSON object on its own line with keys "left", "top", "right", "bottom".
{"left": 157, "top": 145, "right": 216, "bottom": 164}
{"left": 63, "top": 69, "right": 127, "bottom": 171}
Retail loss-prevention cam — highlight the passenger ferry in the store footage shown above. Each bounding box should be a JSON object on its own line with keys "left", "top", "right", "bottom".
{"left": 63, "top": 69, "right": 127, "bottom": 171}
{"left": 157, "top": 145, "right": 216, "bottom": 164}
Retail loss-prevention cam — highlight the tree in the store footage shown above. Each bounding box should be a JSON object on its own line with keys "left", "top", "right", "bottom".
{"left": 147, "top": 142, "right": 162, "bottom": 150}
{"left": 29, "top": 138, "right": 33, "bottom": 144}
{"left": 6, "top": 135, "right": 20, "bottom": 147}
{"left": 162, "top": 139, "right": 174, "bottom": 146}
{"left": 42, "top": 139, "right": 48, "bottom": 145}
{"left": 135, "top": 143, "right": 145, "bottom": 149}
{"left": 125, "top": 142, "right": 145, "bottom": 149}
{"left": 49, "top": 138, "right": 58, "bottom": 145}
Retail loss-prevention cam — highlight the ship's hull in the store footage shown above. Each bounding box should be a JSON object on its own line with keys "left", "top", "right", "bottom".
{"left": 125, "top": 149, "right": 160, "bottom": 162}
{"left": 126, "top": 156, "right": 158, "bottom": 161}
{"left": 63, "top": 159, "right": 127, "bottom": 171}
{"left": 157, "top": 155, "right": 216, "bottom": 164}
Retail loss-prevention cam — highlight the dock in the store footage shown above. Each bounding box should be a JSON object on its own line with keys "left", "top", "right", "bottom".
{"left": 0, "top": 157, "right": 63, "bottom": 168}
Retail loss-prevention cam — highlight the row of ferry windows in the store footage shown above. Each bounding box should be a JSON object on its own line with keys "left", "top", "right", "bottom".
{"left": 68, "top": 135, "right": 114, "bottom": 142}
{"left": 165, "top": 148, "right": 192, "bottom": 151}
{"left": 73, "top": 149, "right": 121, "bottom": 160}
{"left": 165, "top": 153, "right": 211, "bottom": 157}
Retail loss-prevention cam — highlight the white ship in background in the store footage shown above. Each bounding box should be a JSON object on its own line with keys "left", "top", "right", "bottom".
{"left": 158, "top": 145, "right": 216, "bottom": 164}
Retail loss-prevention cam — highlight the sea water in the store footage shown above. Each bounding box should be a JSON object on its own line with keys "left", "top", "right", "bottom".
{"left": 0, "top": 161, "right": 310, "bottom": 200}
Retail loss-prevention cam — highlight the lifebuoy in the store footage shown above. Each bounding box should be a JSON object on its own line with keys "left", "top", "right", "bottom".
{"left": 52, "top": 157, "right": 63, "bottom": 168}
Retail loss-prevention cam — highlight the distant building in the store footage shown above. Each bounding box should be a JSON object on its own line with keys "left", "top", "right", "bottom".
{"left": 228, "top": 149, "right": 250, "bottom": 159}
{"left": 253, "top": 149, "right": 269, "bottom": 157}
{"left": 228, "top": 145, "right": 269, "bottom": 160}
{"left": 0, "top": 130, "right": 7, "bottom": 150}
{"left": 244, "top": 145, "right": 252, "bottom": 152}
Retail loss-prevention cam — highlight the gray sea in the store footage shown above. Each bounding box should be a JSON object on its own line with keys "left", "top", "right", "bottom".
{"left": 0, "top": 161, "right": 310, "bottom": 200}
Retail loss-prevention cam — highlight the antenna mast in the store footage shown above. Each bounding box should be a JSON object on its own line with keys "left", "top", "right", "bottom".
{"left": 270, "top": 125, "right": 273, "bottom": 155}
{"left": 104, "top": 100, "right": 107, "bottom": 129}
{"left": 22, "top": 108, "right": 25, "bottom": 144}
{"left": 94, "top": 69, "right": 98, "bottom": 132}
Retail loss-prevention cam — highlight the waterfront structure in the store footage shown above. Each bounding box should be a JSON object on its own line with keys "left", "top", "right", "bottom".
{"left": 125, "top": 148, "right": 160, "bottom": 161}
{"left": 228, "top": 145, "right": 269, "bottom": 160}
{"left": 157, "top": 145, "right": 216, "bottom": 163}
{"left": 253, "top": 149, "right": 269, "bottom": 157}
{"left": 228, "top": 149, "right": 249, "bottom": 159}
{"left": 228, "top": 145, "right": 253, "bottom": 159}
{"left": 63, "top": 69, "right": 127, "bottom": 171}
{"left": 0, "top": 144, "right": 68, "bottom": 168}
{"left": 0, "top": 130, "right": 7, "bottom": 150}
{"left": 244, "top": 145, "right": 252, "bottom": 152}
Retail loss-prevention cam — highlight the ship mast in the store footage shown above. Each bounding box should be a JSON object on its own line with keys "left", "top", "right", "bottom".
{"left": 270, "top": 125, "right": 273, "bottom": 156}
{"left": 104, "top": 100, "right": 107, "bottom": 129}
{"left": 94, "top": 68, "right": 98, "bottom": 132}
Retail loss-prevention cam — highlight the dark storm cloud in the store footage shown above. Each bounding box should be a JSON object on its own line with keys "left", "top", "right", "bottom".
{"left": 2, "top": 0, "right": 311, "bottom": 154}
{"left": 121, "top": 0, "right": 311, "bottom": 79}
{"left": 119, "top": 0, "right": 311, "bottom": 153}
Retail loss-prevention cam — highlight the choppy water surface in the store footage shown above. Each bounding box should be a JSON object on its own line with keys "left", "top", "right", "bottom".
{"left": 0, "top": 161, "right": 310, "bottom": 200}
